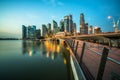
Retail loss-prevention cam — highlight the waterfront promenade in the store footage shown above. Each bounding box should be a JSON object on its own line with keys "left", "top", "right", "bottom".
{"left": 64, "top": 38, "right": 120, "bottom": 80}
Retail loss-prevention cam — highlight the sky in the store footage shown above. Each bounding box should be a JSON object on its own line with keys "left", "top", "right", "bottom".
{"left": 0, "top": 0, "right": 120, "bottom": 38}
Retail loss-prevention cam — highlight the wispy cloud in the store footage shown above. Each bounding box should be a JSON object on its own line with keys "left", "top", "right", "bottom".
{"left": 42, "top": 0, "right": 64, "bottom": 6}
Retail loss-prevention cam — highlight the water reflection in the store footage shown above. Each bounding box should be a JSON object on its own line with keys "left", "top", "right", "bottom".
{"left": 22, "top": 40, "right": 74, "bottom": 80}
{"left": 22, "top": 40, "right": 40, "bottom": 56}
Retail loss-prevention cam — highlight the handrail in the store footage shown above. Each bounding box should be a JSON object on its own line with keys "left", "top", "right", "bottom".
{"left": 87, "top": 48, "right": 120, "bottom": 65}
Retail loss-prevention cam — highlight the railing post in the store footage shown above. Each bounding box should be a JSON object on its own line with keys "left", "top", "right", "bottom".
{"left": 96, "top": 47, "right": 109, "bottom": 80}
{"left": 79, "top": 42, "right": 86, "bottom": 64}
{"left": 71, "top": 39, "right": 74, "bottom": 48}
{"left": 72, "top": 40, "right": 75, "bottom": 51}
{"left": 74, "top": 41, "right": 79, "bottom": 56}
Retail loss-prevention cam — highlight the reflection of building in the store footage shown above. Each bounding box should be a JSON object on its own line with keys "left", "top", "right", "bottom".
{"left": 41, "top": 24, "right": 47, "bottom": 37}
{"left": 80, "top": 13, "right": 88, "bottom": 34}
{"left": 22, "top": 41, "right": 40, "bottom": 56}
{"left": 94, "top": 27, "right": 102, "bottom": 34}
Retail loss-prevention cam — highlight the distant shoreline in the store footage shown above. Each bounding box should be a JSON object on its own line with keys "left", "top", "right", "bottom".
{"left": 0, "top": 38, "right": 20, "bottom": 40}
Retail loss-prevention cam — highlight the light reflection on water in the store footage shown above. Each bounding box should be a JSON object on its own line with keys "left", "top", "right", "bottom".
{"left": 0, "top": 40, "right": 74, "bottom": 80}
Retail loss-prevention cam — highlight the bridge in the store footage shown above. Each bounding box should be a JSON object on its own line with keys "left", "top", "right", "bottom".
{"left": 57, "top": 32, "right": 120, "bottom": 48}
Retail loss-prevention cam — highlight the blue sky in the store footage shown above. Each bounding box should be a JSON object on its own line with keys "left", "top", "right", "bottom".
{"left": 0, "top": 0, "right": 120, "bottom": 38}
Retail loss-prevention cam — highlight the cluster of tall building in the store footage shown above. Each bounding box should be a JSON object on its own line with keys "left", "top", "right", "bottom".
{"left": 22, "top": 25, "right": 41, "bottom": 39}
{"left": 80, "top": 13, "right": 102, "bottom": 34}
{"left": 60, "top": 14, "right": 76, "bottom": 35}
{"left": 22, "top": 13, "right": 103, "bottom": 39}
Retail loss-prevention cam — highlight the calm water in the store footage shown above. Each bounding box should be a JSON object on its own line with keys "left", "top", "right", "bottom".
{"left": 0, "top": 40, "right": 74, "bottom": 80}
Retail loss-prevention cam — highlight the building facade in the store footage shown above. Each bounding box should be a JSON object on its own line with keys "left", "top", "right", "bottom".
{"left": 94, "top": 27, "right": 102, "bottom": 34}
{"left": 64, "top": 14, "right": 73, "bottom": 35}
{"left": 60, "top": 19, "right": 64, "bottom": 31}
{"left": 52, "top": 20, "right": 58, "bottom": 34}
{"left": 22, "top": 25, "right": 27, "bottom": 39}
{"left": 80, "top": 13, "right": 88, "bottom": 34}
{"left": 41, "top": 24, "right": 47, "bottom": 37}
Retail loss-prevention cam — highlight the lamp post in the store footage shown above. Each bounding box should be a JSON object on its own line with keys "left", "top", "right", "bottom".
{"left": 108, "top": 16, "right": 120, "bottom": 32}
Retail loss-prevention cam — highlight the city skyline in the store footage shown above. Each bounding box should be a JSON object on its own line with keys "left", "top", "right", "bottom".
{"left": 0, "top": 0, "right": 120, "bottom": 38}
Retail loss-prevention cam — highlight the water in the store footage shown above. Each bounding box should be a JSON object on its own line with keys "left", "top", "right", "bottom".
{"left": 0, "top": 40, "right": 74, "bottom": 80}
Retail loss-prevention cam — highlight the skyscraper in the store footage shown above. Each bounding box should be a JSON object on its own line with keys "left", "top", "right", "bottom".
{"left": 22, "top": 25, "right": 27, "bottom": 39}
{"left": 28, "top": 25, "right": 36, "bottom": 39}
{"left": 73, "top": 23, "right": 76, "bottom": 35}
{"left": 41, "top": 24, "right": 47, "bottom": 37}
{"left": 60, "top": 19, "right": 64, "bottom": 31}
{"left": 69, "top": 14, "right": 73, "bottom": 34}
{"left": 88, "top": 26, "right": 93, "bottom": 34}
{"left": 80, "top": 13, "right": 88, "bottom": 34}
{"left": 64, "top": 14, "right": 73, "bottom": 35}
{"left": 52, "top": 20, "right": 58, "bottom": 34}
{"left": 36, "top": 29, "right": 41, "bottom": 39}
{"left": 64, "top": 16, "right": 69, "bottom": 33}
{"left": 47, "top": 23, "right": 51, "bottom": 37}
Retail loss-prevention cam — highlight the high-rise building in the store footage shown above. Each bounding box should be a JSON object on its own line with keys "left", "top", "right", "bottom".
{"left": 52, "top": 20, "right": 58, "bottom": 34}
{"left": 47, "top": 23, "right": 51, "bottom": 37}
{"left": 94, "top": 27, "right": 102, "bottom": 34}
{"left": 69, "top": 14, "right": 73, "bottom": 34}
{"left": 22, "top": 25, "right": 27, "bottom": 39}
{"left": 28, "top": 25, "right": 36, "bottom": 39}
{"left": 88, "top": 26, "right": 93, "bottom": 34}
{"left": 73, "top": 23, "right": 76, "bottom": 35}
{"left": 41, "top": 24, "right": 47, "bottom": 37}
{"left": 36, "top": 29, "right": 41, "bottom": 39}
{"left": 60, "top": 19, "right": 64, "bottom": 31}
{"left": 64, "top": 16, "right": 69, "bottom": 33}
{"left": 64, "top": 14, "right": 73, "bottom": 35}
{"left": 47, "top": 23, "right": 51, "bottom": 31}
{"left": 22, "top": 25, "right": 36, "bottom": 39}
{"left": 80, "top": 13, "right": 88, "bottom": 34}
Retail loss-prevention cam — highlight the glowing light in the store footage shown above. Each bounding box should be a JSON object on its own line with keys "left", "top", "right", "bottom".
{"left": 107, "top": 16, "right": 112, "bottom": 19}
{"left": 64, "top": 58, "right": 67, "bottom": 65}
{"left": 29, "top": 50, "right": 32, "bottom": 56}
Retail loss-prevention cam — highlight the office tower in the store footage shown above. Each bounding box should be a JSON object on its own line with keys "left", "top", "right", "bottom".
{"left": 36, "top": 29, "right": 41, "bottom": 39}
{"left": 64, "top": 14, "right": 73, "bottom": 35}
{"left": 47, "top": 23, "right": 51, "bottom": 37}
{"left": 41, "top": 24, "right": 47, "bottom": 37}
{"left": 94, "top": 27, "right": 102, "bottom": 34}
{"left": 22, "top": 25, "right": 27, "bottom": 39}
{"left": 52, "top": 20, "right": 58, "bottom": 34}
{"left": 69, "top": 14, "right": 73, "bottom": 34}
{"left": 28, "top": 25, "right": 36, "bottom": 39}
{"left": 73, "top": 23, "right": 76, "bottom": 35}
{"left": 80, "top": 13, "right": 88, "bottom": 34}
{"left": 64, "top": 16, "right": 69, "bottom": 33}
{"left": 47, "top": 23, "right": 51, "bottom": 31}
{"left": 88, "top": 26, "right": 93, "bottom": 34}
{"left": 60, "top": 19, "right": 64, "bottom": 31}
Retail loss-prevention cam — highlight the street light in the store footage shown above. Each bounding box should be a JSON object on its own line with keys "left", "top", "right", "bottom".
{"left": 107, "top": 16, "right": 120, "bottom": 32}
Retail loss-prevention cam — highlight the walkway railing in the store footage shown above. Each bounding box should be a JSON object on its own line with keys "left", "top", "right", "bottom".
{"left": 65, "top": 39, "right": 120, "bottom": 80}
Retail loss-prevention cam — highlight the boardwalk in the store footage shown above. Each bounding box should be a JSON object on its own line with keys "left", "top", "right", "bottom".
{"left": 65, "top": 39, "right": 120, "bottom": 80}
